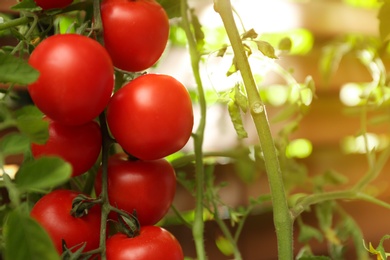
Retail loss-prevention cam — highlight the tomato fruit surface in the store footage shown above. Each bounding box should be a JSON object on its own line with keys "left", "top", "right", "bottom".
{"left": 94, "top": 153, "right": 176, "bottom": 226}
{"left": 31, "top": 118, "right": 102, "bottom": 177}
{"left": 106, "top": 74, "right": 193, "bottom": 160}
{"left": 106, "top": 226, "right": 184, "bottom": 260}
{"left": 34, "top": 0, "right": 73, "bottom": 10}
{"left": 30, "top": 189, "right": 101, "bottom": 254}
{"left": 28, "top": 34, "right": 114, "bottom": 125}
{"left": 101, "top": 0, "right": 169, "bottom": 72}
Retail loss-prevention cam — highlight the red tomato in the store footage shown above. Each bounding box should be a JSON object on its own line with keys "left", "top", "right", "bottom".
{"left": 30, "top": 190, "right": 101, "bottom": 254}
{"left": 106, "top": 226, "right": 184, "bottom": 260}
{"left": 34, "top": 0, "right": 73, "bottom": 10}
{"left": 31, "top": 118, "right": 102, "bottom": 177}
{"left": 106, "top": 74, "right": 193, "bottom": 160}
{"left": 101, "top": 0, "right": 169, "bottom": 72}
{"left": 94, "top": 153, "right": 176, "bottom": 226}
{"left": 28, "top": 34, "right": 114, "bottom": 126}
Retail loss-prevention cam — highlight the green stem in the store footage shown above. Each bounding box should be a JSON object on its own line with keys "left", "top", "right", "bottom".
{"left": 213, "top": 0, "right": 293, "bottom": 259}
{"left": 98, "top": 112, "right": 114, "bottom": 260}
{"left": 205, "top": 166, "right": 242, "bottom": 260}
{"left": 353, "top": 142, "right": 390, "bottom": 191}
{"left": 180, "top": 1, "right": 207, "bottom": 259}
{"left": 0, "top": 17, "right": 31, "bottom": 31}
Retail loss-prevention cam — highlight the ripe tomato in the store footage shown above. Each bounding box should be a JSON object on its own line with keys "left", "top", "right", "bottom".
{"left": 94, "top": 153, "right": 176, "bottom": 226}
{"left": 31, "top": 118, "right": 102, "bottom": 177}
{"left": 30, "top": 189, "right": 101, "bottom": 254}
{"left": 106, "top": 74, "right": 193, "bottom": 160}
{"left": 28, "top": 34, "right": 114, "bottom": 126}
{"left": 101, "top": 0, "right": 169, "bottom": 72}
{"left": 34, "top": 0, "right": 73, "bottom": 10}
{"left": 106, "top": 226, "right": 184, "bottom": 260}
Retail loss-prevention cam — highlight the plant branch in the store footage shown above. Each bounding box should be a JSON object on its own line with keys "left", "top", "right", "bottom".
{"left": 180, "top": 0, "right": 208, "bottom": 259}
{"left": 98, "top": 112, "right": 115, "bottom": 260}
{"left": 213, "top": 0, "right": 293, "bottom": 259}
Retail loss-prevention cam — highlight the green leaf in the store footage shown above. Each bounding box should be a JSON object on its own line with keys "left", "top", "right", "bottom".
{"left": 255, "top": 40, "right": 278, "bottom": 59}
{"left": 157, "top": 0, "right": 180, "bottom": 19}
{"left": 0, "top": 53, "right": 39, "bottom": 85}
{"left": 315, "top": 201, "right": 334, "bottom": 231}
{"left": 378, "top": 2, "right": 390, "bottom": 41}
{"left": 215, "top": 235, "right": 234, "bottom": 256}
{"left": 233, "top": 84, "right": 248, "bottom": 113}
{"left": 4, "top": 209, "right": 60, "bottom": 260}
{"left": 190, "top": 8, "right": 205, "bottom": 51}
{"left": 0, "top": 133, "right": 30, "bottom": 157}
{"left": 227, "top": 100, "right": 248, "bottom": 139}
{"left": 14, "top": 106, "right": 49, "bottom": 144}
{"left": 11, "top": 0, "right": 41, "bottom": 11}
{"left": 298, "top": 222, "right": 323, "bottom": 244}
{"left": 279, "top": 37, "right": 292, "bottom": 52}
{"left": 241, "top": 28, "right": 258, "bottom": 40}
{"left": 15, "top": 157, "right": 72, "bottom": 192}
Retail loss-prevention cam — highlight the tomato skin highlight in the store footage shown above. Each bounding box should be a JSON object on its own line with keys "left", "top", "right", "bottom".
{"left": 30, "top": 190, "right": 101, "bottom": 254}
{"left": 107, "top": 74, "right": 193, "bottom": 160}
{"left": 31, "top": 118, "right": 102, "bottom": 177}
{"left": 106, "top": 226, "right": 184, "bottom": 260}
{"left": 101, "top": 0, "right": 169, "bottom": 72}
{"left": 28, "top": 34, "right": 114, "bottom": 126}
{"left": 34, "top": 0, "right": 73, "bottom": 10}
{"left": 94, "top": 153, "right": 176, "bottom": 226}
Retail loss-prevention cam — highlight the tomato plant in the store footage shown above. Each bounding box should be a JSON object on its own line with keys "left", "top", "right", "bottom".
{"left": 94, "top": 153, "right": 176, "bottom": 226}
{"left": 34, "top": 0, "right": 73, "bottom": 10}
{"left": 107, "top": 74, "right": 193, "bottom": 160}
{"left": 28, "top": 33, "right": 114, "bottom": 126}
{"left": 100, "top": 0, "right": 169, "bottom": 72}
{"left": 106, "top": 226, "right": 184, "bottom": 260}
{"left": 31, "top": 118, "right": 102, "bottom": 177}
{"left": 30, "top": 190, "right": 102, "bottom": 254}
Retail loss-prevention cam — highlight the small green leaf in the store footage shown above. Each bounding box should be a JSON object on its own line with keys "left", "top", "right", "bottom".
{"left": 190, "top": 8, "right": 205, "bottom": 51}
{"left": 14, "top": 106, "right": 49, "bottom": 144}
{"left": 11, "top": 0, "right": 41, "bottom": 11}
{"left": 228, "top": 100, "right": 248, "bottom": 139}
{"left": 255, "top": 40, "right": 278, "bottom": 59}
{"left": 0, "top": 133, "right": 30, "bottom": 157}
{"left": 4, "top": 209, "right": 60, "bottom": 260}
{"left": 227, "top": 58, "right": 238, "bottom": 76}
{"left": 216, "top": 45, "right": 228, "bottom": 57}
{"left": 298, "top": 222, "right": 323, "bottom": 244}
{"left": 0, "top": 53, "right": 39, "bottom": 85}
{"left": 279, "top": 37, "right": 292, "bottom": 52}
{"left": 234, "top": 84, "right": 248, "bottom": 113}
{"left": 215, "top": 236, "right": 234, "bottom": 256}
{"left": 315, "top": 201, "right": 334, "bottom": 231}
{"left": 15, "top": 157, "right": 72, "bottom": 192}
{"left": 241, "top": 28, "right": 258, "bottom": 40}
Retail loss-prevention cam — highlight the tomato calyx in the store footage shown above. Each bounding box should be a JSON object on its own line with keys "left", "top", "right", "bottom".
{"left": 116, "top": 209, "right": 141, "bottom": 238}
{"left": 70, "top": 194, "right": 100, "bottom": 218}
{"left": 61, "top": 239, "right": 86, "bottom": 260}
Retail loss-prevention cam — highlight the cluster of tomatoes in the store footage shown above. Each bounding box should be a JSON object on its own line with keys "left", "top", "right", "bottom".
{"left": 27, "top": 0, "right": 193, "bottom": 259}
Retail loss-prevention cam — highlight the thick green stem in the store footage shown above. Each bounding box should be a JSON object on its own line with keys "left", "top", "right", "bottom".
{"left": 213, "top": 0, "right": 293, "bottom": 259}
{"left": 180, "top": 1, "right": 207, "bottom": 259}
